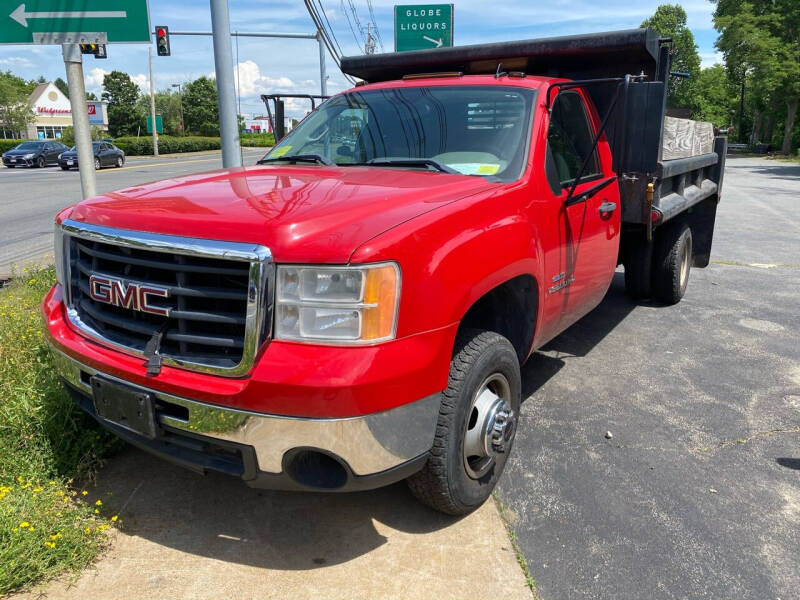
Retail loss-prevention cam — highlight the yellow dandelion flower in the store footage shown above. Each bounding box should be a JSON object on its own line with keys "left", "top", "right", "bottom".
{"left": 33, "top": 487, "right": 43, "bottom": 493}
{"left": 49, "top": 481, "right": 56, "bottom": 486}
{"left": 44, "top": 541, "right": 56, "bottom": 549}
{"left": 111, "top": 515, "right": 118, "bottom": 522}
{"left": 97, "top": 524, "right": 110, "bottom": 531}
{"left": 94, "top": 499, "right": 102, "bottom": 506}
{"left": 94, "top": 509, "right": 99, "bottom": 514}
{"left": 16, "top": 476, "right": 23, "bottom": 483}
{"left": 81, "top": 491, "right": 88, "bottom": 496}
{"left": 84, "top": 527, "right": 92, "bottom": 534}
{"left": 19, "top": 521, "right": 30, "bottom": 528}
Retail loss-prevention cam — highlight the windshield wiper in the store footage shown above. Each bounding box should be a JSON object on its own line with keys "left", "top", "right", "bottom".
{"left": 358, "top": 158, "right": 460, "bottom": 175}
{"left": 258, "top": 154, "right": 334, "bottom": 166}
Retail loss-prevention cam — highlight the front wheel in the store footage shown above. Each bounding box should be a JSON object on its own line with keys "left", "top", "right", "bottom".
{"left": 116, "top": 156, "right": 124, "bottom": 168}
{"left": 36, "top": 156, "right": 45, "bottom": 168}
{"left": 407, "top": 330, "right": 521, "bottom": 515}
{"left": 653, "top": 222, "right": 692, "bottom": 304}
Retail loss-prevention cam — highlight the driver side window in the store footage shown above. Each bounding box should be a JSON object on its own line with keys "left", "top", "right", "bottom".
{"left": 546, "top": 92, "right": 600, "bottom": 192}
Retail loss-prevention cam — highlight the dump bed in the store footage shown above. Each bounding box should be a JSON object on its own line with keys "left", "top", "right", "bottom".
{"left": 340, "top": 28, "right": 726, "bottom": 231}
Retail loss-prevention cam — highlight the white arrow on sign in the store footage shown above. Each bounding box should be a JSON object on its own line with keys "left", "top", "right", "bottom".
{"left": 423, "top": 35, "right": 444, "bottom": 48}
{"left": 10, "top": 4, "right": 127, "bottom": 28}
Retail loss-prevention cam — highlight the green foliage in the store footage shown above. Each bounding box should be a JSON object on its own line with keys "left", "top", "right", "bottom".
{"left": 102, "top": 71, "right": 144, "bottom": 138}
{"left": 0, "top": 139, "right": 33, "bottom": 152}
{"left": 53, "top": 78, "right": 69, "bottom": 98}
{"left": 693, "top": 65, "right": 739, "bottom": 127}
{"left": 713, "top": 0, "right": 800, "bottom": 151}
{"left": 58, "top": 126, "right": 106, "bottom": 147}
{"left": 0, "top": 267, "right": 121, "bottom": 594}
{"left": 0, "top": 70, "right": 36, "bottom": 139}
{"left": 240, "top": 132, "right": 275, "bottom": 147}
{"left": 641, "top": 4, "right": 701, "bottom": 109}
{"left": 134, "top": 88, "right": 185, "bottom": 136}
{"left": 113, "top": 135, "right": 221, "bottom": 155}
{"left": 182, "top": 76, "right": 219, "bottom": 137}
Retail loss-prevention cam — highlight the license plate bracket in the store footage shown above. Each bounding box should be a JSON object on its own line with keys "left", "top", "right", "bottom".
{"left": 91, "top": 376, "right": 157, "bottom": 439}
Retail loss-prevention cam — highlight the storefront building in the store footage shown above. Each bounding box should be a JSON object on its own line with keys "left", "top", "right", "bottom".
{"left": 20, "top": 82, "right": 108, "bottom": 140}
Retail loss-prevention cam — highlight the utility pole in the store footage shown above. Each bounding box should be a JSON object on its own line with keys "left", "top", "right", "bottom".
{"left": 365, "top": 23, "right": 376, "bottom": 55}
{"left": 317, "top": 29, "right": 327, "bottom": 97}
{"left": 148, "top": 46, "right": 158, "bottom": 156}
{"left": 61, "top": 44, "right": 96, "bottom": 200}
{"left": 172, "top": 83, "right": 185, "bottom": 136}
{"left": 209, "top": 0, "right": 241, "bottom": 168}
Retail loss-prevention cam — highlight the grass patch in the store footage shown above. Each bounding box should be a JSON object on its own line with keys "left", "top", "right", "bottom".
{"left": 493, "top": 493, "right": 539, "bottom": 597}
{"left": 0, "top": 267, "right": 120, "bottom": 595}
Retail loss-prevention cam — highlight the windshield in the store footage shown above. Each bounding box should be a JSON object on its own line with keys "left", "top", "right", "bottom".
{"left": 16, "top": 142, "right": 43, "bottom": 150}
{"left": 263, "top": 85, "right": 535, "bottom": 181}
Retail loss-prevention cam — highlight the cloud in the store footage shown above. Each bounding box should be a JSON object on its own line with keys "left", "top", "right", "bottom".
{"left": 234, "top": 60, "right": 310, "bottom": 96}
{"left": 700, "top": 52, "right": 723, "bottom": 68}
{"left": 85, "top": 67, "right": 110, "bottom": 88}
{"left": 0, "top": 56, "right": 34, "bottom": 68}
{"left": 131, "top": 73, "right": 149, "bottom": 90}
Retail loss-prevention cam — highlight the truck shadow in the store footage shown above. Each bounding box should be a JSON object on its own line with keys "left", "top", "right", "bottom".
{"left": 521, "top": 271, "right": 637, "bottom": 399}
{"left": 86, "top": 273, "right": 637, "bottom": 572}
{"left": 89, "top": 446, "right": 462, "bottom": 571}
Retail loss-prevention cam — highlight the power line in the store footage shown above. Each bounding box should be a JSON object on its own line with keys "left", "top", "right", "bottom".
{"left": 314, "top": 0, "right": 344, "bottom": 57}
{"left": 365, "top": 0, "right": 384, "bottom": 51}
{"left": 341, "top": 0, "right": 362, "bottom": 49}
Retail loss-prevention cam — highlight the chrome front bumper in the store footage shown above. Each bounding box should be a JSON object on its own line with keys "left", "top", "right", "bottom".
{"left": 51, "top": 347, "right": 439, "bottom": 478}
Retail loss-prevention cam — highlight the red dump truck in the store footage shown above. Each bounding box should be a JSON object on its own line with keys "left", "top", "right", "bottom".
{"left": 44, "top": 28, "right": 725, "bottom": 514}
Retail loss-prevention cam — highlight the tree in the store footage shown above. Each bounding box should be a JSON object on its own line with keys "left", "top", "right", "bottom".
{"left": 713, "top": 0, "right": 800, "bottom": 153}
{"left": 86, "top": 92, "right": 98, "bottom": 101}
{"left": 692, "top": 65, "right": 739, "bottom": 128}
{"left": 182, "top": 76, "right": 219, "bottom": 136}
{"left": 134, "top": 89, "right": 184, "bottom": 136}
{"left": 0, "top": 71, "right": 35, "bottom": 139}
{"left": 641, "top": 4, "right": 701, "bottom": 109}
{"left": 54, "top": 77, "right": 69, "bottom": 97}
{"left": 102, "top": 71, "right": 143, "bottom": 137}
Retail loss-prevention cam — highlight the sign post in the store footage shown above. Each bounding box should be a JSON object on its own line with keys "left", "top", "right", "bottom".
{"left": 394, "top": 4, "right": 453, "bottom": 52}
{"left": 2, "top": 1, "right": 151, "bottom": 199}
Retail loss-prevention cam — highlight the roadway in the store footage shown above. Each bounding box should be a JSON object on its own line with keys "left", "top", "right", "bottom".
{"left": 0, "top": 147, "right": 266, "bottom": 278}
{"left": 499, "top": 156, "right": 800, "bottom": 599}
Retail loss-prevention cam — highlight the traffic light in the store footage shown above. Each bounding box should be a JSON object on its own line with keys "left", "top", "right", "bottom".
{"left": 79, "top": 44, "right": 107, "bottom": 58}
{"left": 155, "top": 26, "right": 170, "bottom": 56}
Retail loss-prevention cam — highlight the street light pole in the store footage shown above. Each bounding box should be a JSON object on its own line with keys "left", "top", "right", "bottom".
{"left": 172, "top": 83, "right": 185, "bottom": 137}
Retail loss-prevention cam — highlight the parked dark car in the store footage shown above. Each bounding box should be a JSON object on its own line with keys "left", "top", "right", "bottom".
{"left": 2, "top": 141, "right": 69, "bottom": 168}
{"left": 58, "top": 141, "right": 125, "bottom": 170}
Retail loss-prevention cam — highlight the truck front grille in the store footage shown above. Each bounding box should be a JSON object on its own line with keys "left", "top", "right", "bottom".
{"left": 59, "top": 220, "right": 272, "bottom": 376}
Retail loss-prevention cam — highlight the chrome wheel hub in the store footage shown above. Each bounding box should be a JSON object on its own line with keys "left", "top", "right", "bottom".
{"left": 463, "top": 373, "right": 516, "bottom": 479}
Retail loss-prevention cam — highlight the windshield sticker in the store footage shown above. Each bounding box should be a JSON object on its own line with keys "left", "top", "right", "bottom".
{"left": 449, "top": 163, "right": 501, "bottom": 176}
{"left": 270, "top": 146, "right": 292, "bottom": 158}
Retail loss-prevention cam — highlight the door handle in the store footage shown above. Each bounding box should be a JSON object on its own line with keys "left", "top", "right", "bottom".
{"left": 598, "top": 201, "right": 617, "bottom": 215}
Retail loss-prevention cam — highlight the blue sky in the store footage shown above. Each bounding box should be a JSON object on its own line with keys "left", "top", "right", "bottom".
{"left": 0, "top": 0, "right": 722, "bottom": 117}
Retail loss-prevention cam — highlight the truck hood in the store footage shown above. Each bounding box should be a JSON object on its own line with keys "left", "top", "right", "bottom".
{"left": 67, "top": 165, "right": 498, "bottom": 262}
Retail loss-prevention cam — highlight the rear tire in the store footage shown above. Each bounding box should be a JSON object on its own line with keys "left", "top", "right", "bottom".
{"left": 36, "top": 156, "right": 45, "bottom": 168}
{"left": 653, "top": 222, "right": 692, "bottom": 305}
{"left": 407, "top": 330, "right": 521, "bottom": 515}
{"left": 60, "top": 166, "right": 69, "bottom": 171}
{"left": 94, "top": 157, "right": 101, "bottom": 170}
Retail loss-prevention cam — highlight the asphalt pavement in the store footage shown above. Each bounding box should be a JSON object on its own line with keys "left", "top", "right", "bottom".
{"left": 0, "top": 147, "right": 267, "bottom": 278}
{"left": 498, "top": 156, "right": 800, "bottom": 599}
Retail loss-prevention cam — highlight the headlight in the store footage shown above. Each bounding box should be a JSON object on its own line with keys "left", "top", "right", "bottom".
{"left": 275, "top": 263, "right": 400, "bottom": 344}
{"left": 54, "top": 224, "right": 66, "bottom": 289}
{"left": 23, "top": 153, "right": 35, "bottom": 159}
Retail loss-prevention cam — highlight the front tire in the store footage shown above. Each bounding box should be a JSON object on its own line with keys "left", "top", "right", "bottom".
{"left": 407, "top": 330, "right": 521, "bottom": 515}
{"left": 653, "top": 222, "right": 692, "bottom": 304}
{"left": 116, "top": 156, "right": 124, "bottom": 167}
{"left": 36, "top": 156, "right": 45, "bottom": 168}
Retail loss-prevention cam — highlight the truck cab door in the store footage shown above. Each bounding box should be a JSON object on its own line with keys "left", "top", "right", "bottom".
{"left": 542, "top": 90, "right": 621, "bottom": 332}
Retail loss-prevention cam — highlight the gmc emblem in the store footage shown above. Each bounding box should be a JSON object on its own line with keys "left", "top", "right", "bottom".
{"left": 88, "top": 274, "right": 170, "bottom": 317}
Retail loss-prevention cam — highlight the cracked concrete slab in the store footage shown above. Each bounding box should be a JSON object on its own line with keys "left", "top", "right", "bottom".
{"left": 17, "top": 449, "right": 532, "bottom": 600}
{"left": 498, "top": 156, "right": 800, "bottom": 599}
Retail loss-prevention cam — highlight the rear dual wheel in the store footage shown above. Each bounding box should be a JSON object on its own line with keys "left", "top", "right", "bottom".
{"left": 407, "top": 330, "right": 520, "bottom": 515}
{"left": 624, "top": 222, "right": 693, "bottom": 305}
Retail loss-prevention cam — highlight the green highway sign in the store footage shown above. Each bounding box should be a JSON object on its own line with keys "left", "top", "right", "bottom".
{"left": 1, "top": 0, "right": 151, "bottom": 45}
{"left": 394, "top": 4, "right": 453, "bottom": 52}
{"left": 146, "top": 115, "right": 163, "bottom": 134}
